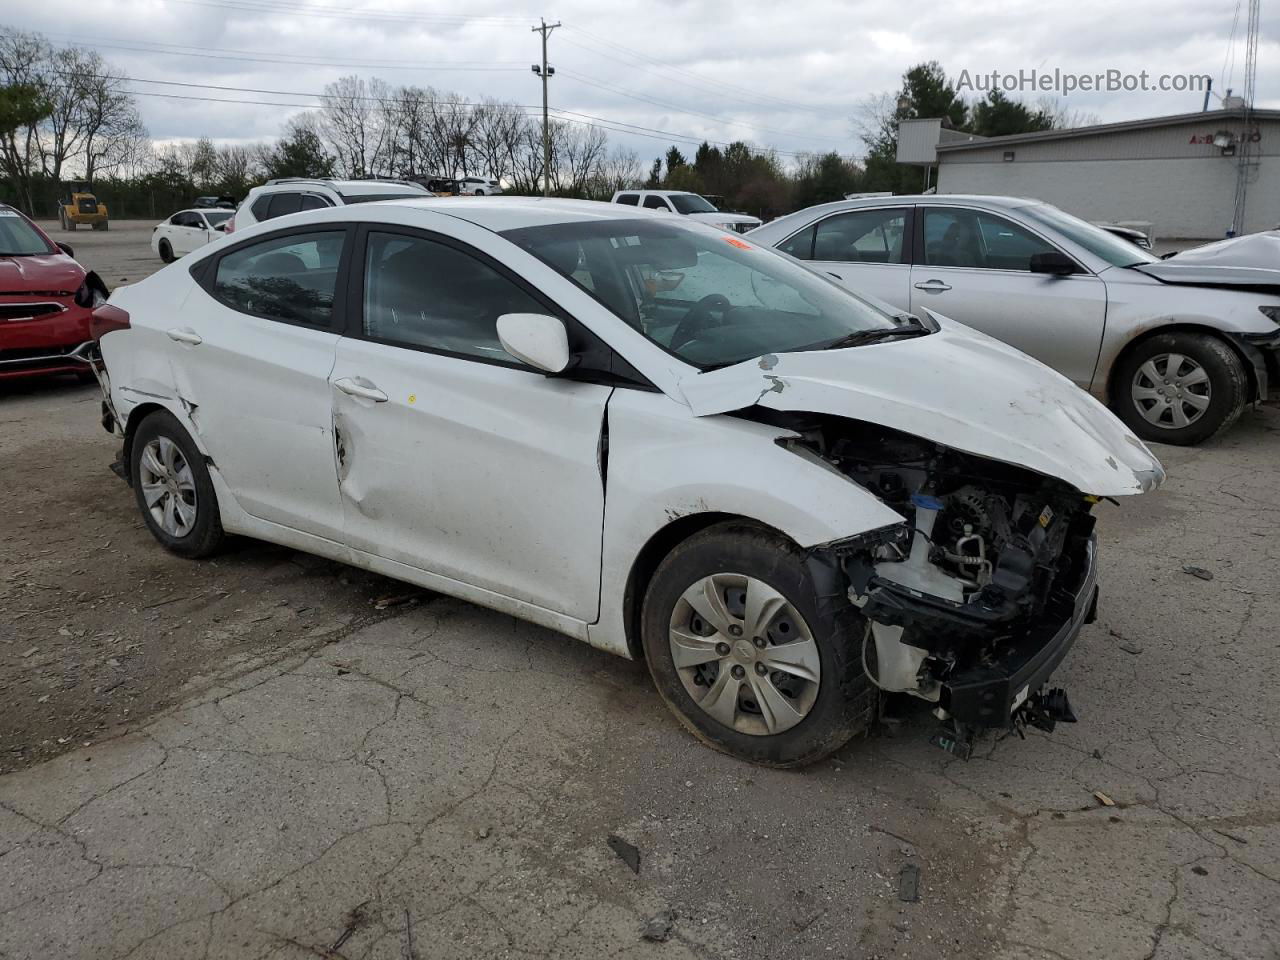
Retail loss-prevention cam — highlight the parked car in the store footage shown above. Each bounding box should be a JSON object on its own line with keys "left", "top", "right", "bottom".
{"left": 748, "top": 195, "right": 1280, "bottom": 445}
{"left": 1094, "top": 222, "right": 1153, "bottom": 250}
{"left": 0, "top": 204, "right": 107, "bottom": 382}
{"left": 456, "top": 176, "right": 503, "bottom": 196}
{"left": 193, "top": 195, "right": 237, "bottom": 209}
{"left": 612, "top": 190, "right": 762, "bottom": 233}
{"left": 227, "top": 178, "right": 432, "bottom": 233}
{"left": 151, "top": 208, "right": 235, "bottom": 263}
{"left": 87, "top": 198, "right": 1163, "bottom": 766}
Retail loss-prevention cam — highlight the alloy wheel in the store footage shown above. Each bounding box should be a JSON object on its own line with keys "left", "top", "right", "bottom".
{"left": 138, "top": 436, "right": 198, "bottom": 537}
{"left": 1131, "top": 353, "right": 1211, "bottom": 430}
{"left": 668, "top": 573, "right": 821, "bottom": 736}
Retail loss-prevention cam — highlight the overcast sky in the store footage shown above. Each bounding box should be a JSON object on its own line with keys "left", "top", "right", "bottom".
{"left": 6, "top": 0, "right": 1277, "bottom": 164}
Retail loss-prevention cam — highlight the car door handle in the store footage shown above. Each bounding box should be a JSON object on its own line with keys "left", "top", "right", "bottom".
{"left": 166, "top": 327, "right": 203, "bottom": 345}
{"left": 333, "top": 377, "right": 388, "bottom": 403}
{"left": 913, "top": 279, "right": 952, "bottom": 292}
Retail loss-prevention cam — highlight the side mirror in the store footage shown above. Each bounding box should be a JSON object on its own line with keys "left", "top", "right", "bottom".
{"left": 496, "top": 313, "right": 570, "bottom": 374}
{"left": 1029, "top": 251, "right": 1078, "bottom": 276}
{"left": 56, "top": 241, "right": 75, "bottom": 258}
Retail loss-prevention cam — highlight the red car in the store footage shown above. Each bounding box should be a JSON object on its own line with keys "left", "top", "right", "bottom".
{"left": 0, "top": 204, "right": 108, "bottom": 382}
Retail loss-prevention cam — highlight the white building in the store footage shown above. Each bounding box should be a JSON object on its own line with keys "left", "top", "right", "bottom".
{"left": 898, "top": 109, "right": 1279, "bottom": 242}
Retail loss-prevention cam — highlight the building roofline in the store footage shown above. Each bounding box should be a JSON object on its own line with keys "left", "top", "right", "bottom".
{"left": 934, "top": 107, "right": 1280, "bottom": 152}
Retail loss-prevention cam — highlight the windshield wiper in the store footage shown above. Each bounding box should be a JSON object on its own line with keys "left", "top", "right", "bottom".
{"left": 821, "top": 318, "right": 929, "bottom": 351}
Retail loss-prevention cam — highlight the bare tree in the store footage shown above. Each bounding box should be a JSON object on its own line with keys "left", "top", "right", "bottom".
{"left": 320, "top": 75, "right": 392, "bottom": 177}
{"left": 1034, "top": 97, "right": 1100, "bottom": 130}
{"left": 470, "top": 98, "right": 528, "bottom": 183}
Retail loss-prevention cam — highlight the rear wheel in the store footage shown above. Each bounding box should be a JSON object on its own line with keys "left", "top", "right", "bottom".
{"left": 641, "top": 521, "right": 873, "bottom": 767}
{"left": 158, "top": 239, "right": 174, "bottom": 263}
{"left": 1113, "top": 332, "right": 1247, "bottom": 446}
{"left": 130, "top": 410, "right": 224, "bottom": 558}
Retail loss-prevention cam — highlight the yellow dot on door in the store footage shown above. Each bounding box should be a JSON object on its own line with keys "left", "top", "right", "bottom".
{"left": 408, "top": 394, "right": 416, "bottom": 404}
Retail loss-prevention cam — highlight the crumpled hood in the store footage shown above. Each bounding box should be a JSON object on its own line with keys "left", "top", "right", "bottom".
{"left": 0, "top": 254, "right": 84, "bottom": 295}
{"left": 1130, "top": 232, "right": 1280, "bottom": 290}
{"left": 678, "top": 317, "right": 1165, "bottom": 497}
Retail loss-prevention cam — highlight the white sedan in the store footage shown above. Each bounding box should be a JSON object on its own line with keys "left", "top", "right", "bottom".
{"left": 151, "top": 208, "right": 234, "bottom": 262}
{"left": 87, "top": 198, "right": 1162, "bottom": 766}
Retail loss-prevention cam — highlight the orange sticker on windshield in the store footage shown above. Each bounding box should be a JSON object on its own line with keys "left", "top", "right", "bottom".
{"left": 723, "top": 236, "right": 752, "bottom": 250}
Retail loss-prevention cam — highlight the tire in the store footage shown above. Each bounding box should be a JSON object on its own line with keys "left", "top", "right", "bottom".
{"left": 474, "top": 189, "right": 485, "bottom": 196}
{"left": 158, "top": 239, "right": 174, "bottom": 264}
{"left": 93, "top": 220, "right": 108, "bottom": 231}
{"left": 1112, "top": 332, "right": 1248, "bottom": 446}
{"left": 129, "top": 410, "right": 224, "bottom": 558}
{"left": 640, "top": 520, "right": 873, "bottom": 767}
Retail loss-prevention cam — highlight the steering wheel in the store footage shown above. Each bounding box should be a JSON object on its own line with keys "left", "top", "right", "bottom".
{"left": 669, "top": 294, "right": 732, "bottom": 352}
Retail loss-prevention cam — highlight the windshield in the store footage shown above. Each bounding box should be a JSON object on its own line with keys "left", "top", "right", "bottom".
{"left": 502, "top": 218, "right": 900, "bottom": 369}
{"left": 0, "top": 210, "right": 53, "bottom": 256}
{"left": 670, "top": 194, "right": 718, "bottom": 214}
{"left": 204, "top": 211, "right": 233, "bottom": 226}
{"left": 1021, "top": 203, "right": 1157, "bottom": 267}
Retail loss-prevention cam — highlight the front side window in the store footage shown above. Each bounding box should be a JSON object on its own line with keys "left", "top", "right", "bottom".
{"left": 812, "top": 208, "right": 908, "bottom": 264}
{"left": 212, "top": 231, "right": 345, "bottom": 326}
{"left": 203, "top": 211, "right": 233, "bottom": 228}
{"left": 669, "top": 194, "right": 718, "bottom": 214}
{"left": 299, "top": 194, "right": 330, "bottom": 211}
{"left": 0, "top": 210, "right": 52, "bottom": 255}
{"left": 363, "top": 231, "right": 545, "bottom": 362}
{"left": 642, "top": 196, "right": 671, "bottom": 211}
{"left": 504, "top": 218, "right": 899, "bottom": 369}
{"left": 924, "top": 208, "right": 1059, "bottom": 271}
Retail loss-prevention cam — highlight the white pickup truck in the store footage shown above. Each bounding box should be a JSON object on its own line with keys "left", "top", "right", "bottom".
{"left": 612, "top": 190, "right": 762, "bottom": 233}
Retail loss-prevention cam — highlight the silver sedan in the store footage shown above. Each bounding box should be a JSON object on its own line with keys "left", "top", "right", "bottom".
{"left": 748, "top": 195, "right": 1280, "bottom": 445}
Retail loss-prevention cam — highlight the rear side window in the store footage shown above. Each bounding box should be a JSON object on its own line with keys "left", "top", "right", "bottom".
{"left": 362, "top": 231, "right": 544, "bottom": 362}
{"left": 213, "top": 231, "right": 345, "bottom": 327}
{"left": 812, "top": 208, "right": 908, "bottom": 264}
{"left": 615, "top": 194, "right": 639, "bottom": 206}
{"left": 642, "top": 196, "right": 670, "bottom": 211}
{"left": 266, "top": 193, "right": 303, "bottom": 219}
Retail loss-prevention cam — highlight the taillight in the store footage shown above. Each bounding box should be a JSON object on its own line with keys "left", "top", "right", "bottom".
{"left": 91, "top": 303, "right": 130, "bottom": 341}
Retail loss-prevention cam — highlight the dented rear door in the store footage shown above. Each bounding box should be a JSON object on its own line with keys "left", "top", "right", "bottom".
{"left": 168, "top": 225, "right": 350, "bottom": 542}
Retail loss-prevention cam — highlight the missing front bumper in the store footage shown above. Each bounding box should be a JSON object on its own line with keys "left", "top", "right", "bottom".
{"left": 939, "top": 536, "right": 1099, "bottom": 729}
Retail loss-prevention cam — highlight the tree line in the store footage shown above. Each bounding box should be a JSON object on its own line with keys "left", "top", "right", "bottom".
{"left": 0, "top": 27, "right": 1074, "bottom": 221}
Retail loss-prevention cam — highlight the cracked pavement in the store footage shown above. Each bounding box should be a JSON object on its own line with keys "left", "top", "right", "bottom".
{"left": 1, "top": 384, "right": 1278, "bottom": 959}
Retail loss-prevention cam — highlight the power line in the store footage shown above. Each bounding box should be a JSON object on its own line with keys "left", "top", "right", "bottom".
{"left": 51, "top": 35, "right": 527, "bottom": 72}
{"left": 129, "top": 0, "right": 531, "bottom": 26}
{"left": 560, "top": 68, "right": 846, "bottom": 145}
{"left": 561, "top": 26, "right": 822, "bottom": 114}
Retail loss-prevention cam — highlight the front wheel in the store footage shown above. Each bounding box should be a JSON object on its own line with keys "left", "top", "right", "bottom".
{"left": 1112, "top": 332, "right": 1248, "bottom": 445}
{"left": 641, "top": 521, "right": 873, "bottom": 767}
{"left": 130, "top": 410, "right": 224, "bottom": 558}
{"left": 158, "top": 239, "right": 174, "bottom": 263}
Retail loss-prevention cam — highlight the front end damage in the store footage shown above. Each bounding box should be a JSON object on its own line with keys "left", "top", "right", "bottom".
{"left": 778, "top": 415, "right": 1104, "bottom": 756}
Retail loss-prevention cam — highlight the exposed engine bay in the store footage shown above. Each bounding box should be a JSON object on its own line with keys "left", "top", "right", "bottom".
{"left": 759, "top": 413, "right": 1100, "bottom": 748}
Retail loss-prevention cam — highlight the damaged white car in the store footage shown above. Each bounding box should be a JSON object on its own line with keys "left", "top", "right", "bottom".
{"left": 86, "top": 198, "right": 1164, "bottom": 766}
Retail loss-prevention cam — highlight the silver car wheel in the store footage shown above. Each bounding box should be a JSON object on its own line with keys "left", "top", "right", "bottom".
{"left": 138, "top": 436, "right": 198, "bottom": 538}
{"left": 668, "top": 572, "right": 821, "bottom": 736}
{"left": 1131, "top": 353, "right": 1211, "bottom": 430}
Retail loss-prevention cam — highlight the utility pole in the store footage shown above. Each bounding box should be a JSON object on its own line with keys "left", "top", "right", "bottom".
{"left": 531, "top": 18, "right": 560, "bottom": 197}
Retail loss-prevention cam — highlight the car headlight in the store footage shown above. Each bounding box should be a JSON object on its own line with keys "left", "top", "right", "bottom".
{"left": 1259, "top": 305, "right": 1280, "bottom": 325}
{"left": 74, "top": 274, "right": 108, "bottom": 309}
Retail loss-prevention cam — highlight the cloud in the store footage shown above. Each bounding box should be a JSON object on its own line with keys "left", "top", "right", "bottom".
{"left": 8, "top": 0, "right": 1275, "bottom": 160}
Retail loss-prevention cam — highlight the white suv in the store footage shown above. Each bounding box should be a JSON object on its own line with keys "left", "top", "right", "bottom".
{"left": 227, "top": 178, "right": 432, "bottom": 233}
{"left": 612, "top": 190, "right": 761, "bottom": 233}
{"left": 456, "top": 176, "right": 503, "bottom": 196}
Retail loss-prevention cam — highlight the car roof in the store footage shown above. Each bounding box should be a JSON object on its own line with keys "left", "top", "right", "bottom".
{"left": 256, "top": 178, "right": 431, "bottom": 196}
{"left": 366, "top": 196, "right": 672, "bottom": 233}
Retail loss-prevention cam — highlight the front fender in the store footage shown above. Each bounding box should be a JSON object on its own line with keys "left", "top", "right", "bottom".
{"left": 587, "top": 389, "right": 905, "bottom": 657}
